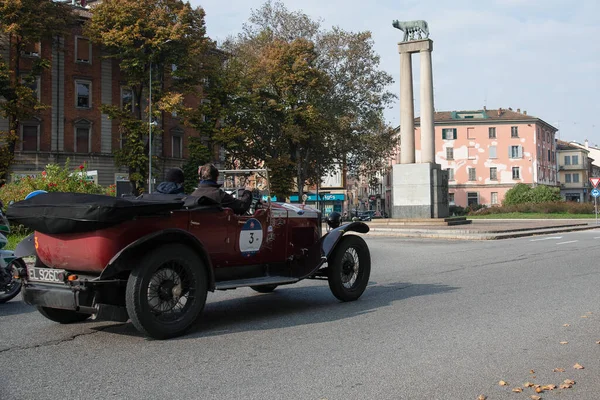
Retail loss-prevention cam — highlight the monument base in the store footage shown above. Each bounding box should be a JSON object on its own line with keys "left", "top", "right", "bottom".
{"left": 391, "top": 163, "right": 449, "bottom": 219}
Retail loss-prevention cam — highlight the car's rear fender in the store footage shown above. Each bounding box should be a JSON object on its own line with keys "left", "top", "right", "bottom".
{"left": 99, "top": 229, "right": 216, "bottom": 291}
{"left": 322, "top": 221, "right": 370, "bottom": 260}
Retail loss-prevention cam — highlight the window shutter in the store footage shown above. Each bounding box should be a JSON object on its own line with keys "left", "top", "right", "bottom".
{"left": 508, "top": 146, "right": 511, "bottom": 158}
{"left": 518, "top": 145, "right": 523, "bottom": 158}
{"left": 453, "top": 128, "right": 457, "bottom": 139}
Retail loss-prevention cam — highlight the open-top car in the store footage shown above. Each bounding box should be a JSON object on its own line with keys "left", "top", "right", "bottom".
{"left": 8, "top": 169, "right": 371, "bottom": 339}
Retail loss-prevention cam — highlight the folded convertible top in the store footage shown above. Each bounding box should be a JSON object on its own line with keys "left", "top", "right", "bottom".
{"left": 6, "top": 192, "right": 184, "bottom": 234}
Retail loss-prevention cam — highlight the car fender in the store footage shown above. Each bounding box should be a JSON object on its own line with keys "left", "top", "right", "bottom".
{"left": 14, "top": 233, "right": 36, "bottom": 258}
{"left": 100, "top": 229, "right": 216, "bottom": 291}
{"left": 322, "top": 221, "right": 370, "bottom": 260}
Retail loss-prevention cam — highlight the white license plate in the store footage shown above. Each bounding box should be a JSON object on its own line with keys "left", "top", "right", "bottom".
{"left": 27, "top": 266, "right": 65, "bottom": 283}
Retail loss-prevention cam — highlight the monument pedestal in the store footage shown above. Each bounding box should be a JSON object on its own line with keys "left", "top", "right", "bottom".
{"left": 391, "top": 163, "right": 449, "bottom": 219}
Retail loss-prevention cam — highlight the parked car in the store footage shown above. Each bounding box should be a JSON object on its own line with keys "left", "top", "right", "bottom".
{"left": 8, "top": 169, "right": 371, "bottom": 339}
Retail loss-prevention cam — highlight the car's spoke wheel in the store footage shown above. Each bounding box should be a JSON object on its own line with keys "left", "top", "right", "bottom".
{"left": 37, "top": 306, "right": 90, "bottom": 324}
{"left": 126, "top": 244, "right": 207, "bottom": 339}
{"left": 327, "top": 235, "right": 371, "bottom": 302}
{"left": 250, "top": 284, "right": 278, "bottom": 293}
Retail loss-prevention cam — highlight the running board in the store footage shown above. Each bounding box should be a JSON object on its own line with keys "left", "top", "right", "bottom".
{"left": 215, "top": 276, "right": 299, "bottom": 290}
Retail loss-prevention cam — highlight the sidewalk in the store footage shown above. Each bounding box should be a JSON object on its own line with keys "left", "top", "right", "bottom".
{"left": 365, "top": 219, "right": 600, "bottom": 240}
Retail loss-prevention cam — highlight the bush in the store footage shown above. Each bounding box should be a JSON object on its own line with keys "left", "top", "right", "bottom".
{"left": 503, "top": 183, "right": 561, "bottom": 206}
{"left": 0, "top": 160, "right": 115, "bottom": 208}
{"left": 468, "top": 201, "right": 594, "bottom": 215}
{"left": 449, "top": 205, "right": 466, "bottom": 216}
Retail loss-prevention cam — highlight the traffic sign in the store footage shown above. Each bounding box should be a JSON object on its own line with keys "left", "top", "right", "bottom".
{"left": 590, "top": 177, "right": 600, "bottom": 188}
{"left": 591, "top": 188, "right": 600, "bottom": 198}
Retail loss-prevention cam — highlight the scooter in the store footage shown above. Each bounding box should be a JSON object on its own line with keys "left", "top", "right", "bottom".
{"left": 0, "top": 207, "right": 22, "bottom": 303}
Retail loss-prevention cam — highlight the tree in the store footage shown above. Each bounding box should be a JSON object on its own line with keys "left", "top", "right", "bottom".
{"left": 0, "top": 0, "right": 74, "bottom": 184}
{"left": 84, "top": 0, "right": 211, "bottom": 195}
{"left": 503, "top": 183, "right": 561, "bottom": 205}
{"left": 218, "top": 1, "right": 397, "bottom": 199}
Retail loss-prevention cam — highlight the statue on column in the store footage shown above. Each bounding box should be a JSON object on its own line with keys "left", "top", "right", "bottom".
{"left": 392, "top": 20, "right": 429, "bottom": 42}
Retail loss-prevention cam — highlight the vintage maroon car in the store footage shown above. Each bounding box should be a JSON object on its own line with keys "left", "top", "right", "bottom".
{"left": 8, "top": 169, "right": 371, "bottom": 339}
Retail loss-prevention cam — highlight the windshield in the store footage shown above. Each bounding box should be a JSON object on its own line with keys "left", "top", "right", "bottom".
{"left": 220, "top": 169, "right": 270, "bottom": 200}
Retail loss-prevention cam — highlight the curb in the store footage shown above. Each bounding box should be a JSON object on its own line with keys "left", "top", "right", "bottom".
{"left": 367, "top": 225, "right": 599, "bottom": 240}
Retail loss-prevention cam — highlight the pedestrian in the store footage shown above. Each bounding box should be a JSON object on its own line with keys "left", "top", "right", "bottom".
{"left": 155, "top": 167, "right": 185, "bottom": 194}
{"left": 191, "top": 163, "right": 253, "bottom": 215}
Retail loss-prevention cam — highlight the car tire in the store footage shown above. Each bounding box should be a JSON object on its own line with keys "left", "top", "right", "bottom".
{"left": 125, "top": 244, "right": 208, "bottom": 340}
{"left": 0, "top": 259, "right": 25, "bottom": 304}
{"left": 327, "top": 235, "right": 371, "bottom": 302}
{"left": 37, "top": 306, "right": 91, "bottom": 324}
{"left": 250, "top": 284, "right": 278, "bottom": 293}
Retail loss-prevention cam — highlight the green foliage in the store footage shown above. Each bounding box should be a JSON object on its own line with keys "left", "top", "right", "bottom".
{"left": 84, "top": 0, "right": 211, "bottom": 195}
{"left": 503, "top": 184, "right": 562, "bottom": 206}
{"left": 471, "top": 201, "right": 594, "bottom": 215}
{"left": 181, "top": 137, "right": 212, "bottom": 194}
{"left": 0, "top": 160, "right": 114, "bottom": 208}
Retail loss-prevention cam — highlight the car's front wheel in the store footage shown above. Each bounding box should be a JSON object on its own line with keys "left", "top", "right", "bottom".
{"left": 327, "top": 235, "right": 371, "bottom": 302}
{"left": 125, "top": 244, "right": 208, "bottom": 340}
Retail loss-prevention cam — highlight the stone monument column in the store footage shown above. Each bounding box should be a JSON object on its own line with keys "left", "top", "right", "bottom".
{"left": 400, "top": 51, "right": 415, "bottom": 164}
{"left": 420, "top": 43, "right": 435, "bottom": 164}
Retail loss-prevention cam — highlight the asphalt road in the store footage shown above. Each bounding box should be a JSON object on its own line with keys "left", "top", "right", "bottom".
{"left": 1, "top": 229, "right": 600, "bottom": 400}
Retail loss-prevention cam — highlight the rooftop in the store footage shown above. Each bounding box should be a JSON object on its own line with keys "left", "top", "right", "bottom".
{"left": 414, "top": 108, "right": 557, "bottom": 130}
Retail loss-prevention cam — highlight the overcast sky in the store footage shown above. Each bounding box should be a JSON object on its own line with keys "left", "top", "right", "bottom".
{"left": 191, "top": 0, "right": 599, "bottom": 146}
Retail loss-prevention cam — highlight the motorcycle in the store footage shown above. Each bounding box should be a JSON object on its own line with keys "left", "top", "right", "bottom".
{"left": 0, "top": 207, "right": 23, "bottom": 303}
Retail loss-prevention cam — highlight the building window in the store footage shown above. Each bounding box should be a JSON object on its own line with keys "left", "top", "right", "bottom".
{"left": 490, "top": 167, "right": 497, "bottom": 180}
{"left": 172, "top": 134, "right": 183, "bottom": 158}
{"left": 511, "top": 126, "right": 518, "bottom": 138}
{"left": 547, "top": 149, "right": 551, "bottom": 162}
{"left": 448, "top": 192, "right": 455, "bottom": 205}
{"left": 468, "top": 167, "right": 476, "bottom": 181}
{"left": 509, "top": 145, "right": 523, "bottom": 159}
{"left": 75, "top": 36, "right": 91, "bottom": 63}
{"left": 22, "top": 41, "right": 40, "bottom": 57}
{"left": 446, "top": 147, "right": 453, "bottom": 160}
{"left": 75, "top": 80, "right": 91, "bottom": 108}
{"left": 572, "top": 155, "right": 579, "bottom": 165}
{"left": 442, "top": 128, "right": 457, "bottom": 140}
{"left": 74, "top": 120, "right": 92, "bottom": 153}
{"left": 447, "top": 168, "right": 454, "bottom": 181}
{"left": 21, "top": 123, "right": 40, "bottom": 151}
{"left": 491, "top": 192, "right": 498, "bottom": 205}
{"left": 21, "top": 75, "right": 40, "bottom": 101}
{"left": 572, "top": 173, "right": 579, "bottom": 183}
{"left": 488, "top": 127, "right": 496, "bottom": 139}
{"left": 467, "top": 128, "right": 475, "bottom": 139}
{"left": 468, "top": 147, "right": 476, "bottom": 160}
{"left": 512, "top": 167, "right": 520, "bottom": 180}
{"left": 467, "top": 192, "right": 479, "bottom": 206}
{"left": 565, "top": 174, "right": 571, "bottom": 183}
{"left": 121, "top": 87, "right": 133, "bottom": 112}
{"left": 489, "top": 145, "right": 497, "bottom": 159}
{"left": 564, "top": 155, "right": 571, "bottom": 165}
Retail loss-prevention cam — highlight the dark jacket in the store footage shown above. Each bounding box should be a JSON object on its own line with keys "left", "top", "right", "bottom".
{"left": 191, "top": 181, "right": 252, "bottom": 215}
{"left": 155, "top": 181, "right": 185, "bottom": 195}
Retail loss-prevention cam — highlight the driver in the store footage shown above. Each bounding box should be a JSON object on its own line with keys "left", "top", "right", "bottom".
{"left": 191, "top": 163, "right": 253, "bottom": 215}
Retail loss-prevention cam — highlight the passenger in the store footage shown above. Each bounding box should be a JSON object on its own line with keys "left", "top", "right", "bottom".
{"left": 191, "top": 163, "right": 252, "bottom": 215}
{"left": 155, "top": 167, "right": 185, "bottom": 194}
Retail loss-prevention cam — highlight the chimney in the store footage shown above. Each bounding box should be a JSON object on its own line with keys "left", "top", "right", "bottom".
{"left": 585, "top": 139, "right": 589, "bottom": 148}
{"left": 508, "top": 107, "right": 513, "bottom": 111}
{"left": 497, "top": 108, "right": 502, "bottom": 117}
{"left": 483, "top": 106, "right": 486, "bottom": 111}
{"left": 523, "top": 110, "right": 527, "bottom": 115}
{"left": 517, "top": 108, "right": 521, "bottom": 113}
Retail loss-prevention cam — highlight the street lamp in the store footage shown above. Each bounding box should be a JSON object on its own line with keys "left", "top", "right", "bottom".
{"left": 148, "top": 39, "right": 171, "bottom": 193}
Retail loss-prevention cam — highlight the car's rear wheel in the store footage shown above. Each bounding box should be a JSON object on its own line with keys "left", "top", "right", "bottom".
{"left": 250, "top": 284, "right": 278, "bottom": 293}
{"left": 126, "top": 244, "right": 208, "bottom": 340}
{"left": 37, "top": 306, "right": 90, "bottom": 324}
{"left": 327, "top": 235, "right": 371, "bottom": 302}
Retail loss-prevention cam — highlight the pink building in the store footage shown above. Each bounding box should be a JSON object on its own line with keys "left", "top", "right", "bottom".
{"left": 410, "top": 108, "right": 558, "bottom": 208}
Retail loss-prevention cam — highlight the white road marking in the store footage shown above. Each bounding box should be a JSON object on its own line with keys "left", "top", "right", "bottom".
{"left": 530, "top": 236, "right": 562, "bottom": 242}
{"left": 556, "top": 240, "right": 577, "bottom": 245}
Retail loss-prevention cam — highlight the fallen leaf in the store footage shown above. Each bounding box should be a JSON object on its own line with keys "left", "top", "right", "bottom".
{"left": 587, "top": 311, "right": 592, "bottom": 314}
{"left": 477, "top": 395, "right": 487, "bottom": 400}
{"left": 535, "top": 387, "right": 543, "bottom": 393}
{"left": 559, "top": 383, "right": 572, "bottom": 389}
{"left": 499, "top": 380, "right": 508, "bottom": 386}
{"left": 530, "top": 396, "right": 542, "bottom": 400}
{"left": 542, "top": 384, "right": 556, "bottom": 390}
{"left": 530, "top": 369, "right": 535, "bottom": 374}
{"left": 563, "top": 324, "right": 570, "bottom": 327}
{"left": 512, "top": 388, "right": 523, "bottom": 393}
{"left": 564, "top": 379, "right": 575, "bottom": 385}
{"left": 524, "top": 382, "right": 535, "bottom": 387}
{"left": 559, "top": 341, "right": 568, "bottom": 345}
{"left": 553, "top": 368, "right": 565, "bottom": 372}
{"left": 596, "top": 341, "right": 600, "bottom": 345}
{"left": 581, "top": 315, "right": 588, "bottom": 318}
{"left": 573, "top": 363, "right": 584, "bottom": 369}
